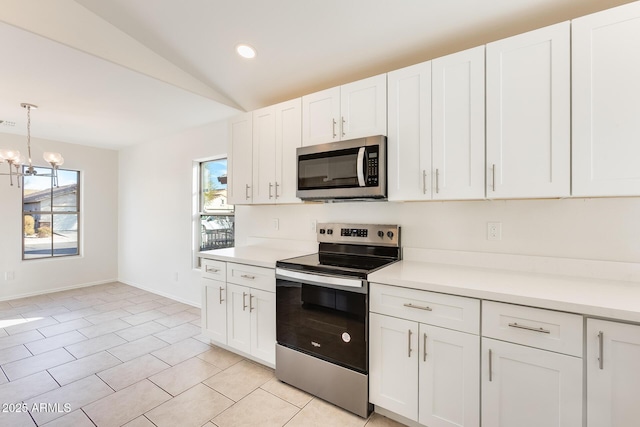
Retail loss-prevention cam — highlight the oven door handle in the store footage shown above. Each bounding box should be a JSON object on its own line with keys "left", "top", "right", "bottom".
{"left": 276, "top": 268, "right": 365, "bottom": 289}
{"left": 356, "top": 147, "right": 366, "bottom": 187}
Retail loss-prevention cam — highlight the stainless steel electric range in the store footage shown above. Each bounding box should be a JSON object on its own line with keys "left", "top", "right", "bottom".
{"left": 274, "top": 223, "right": 401, "bottom": 417}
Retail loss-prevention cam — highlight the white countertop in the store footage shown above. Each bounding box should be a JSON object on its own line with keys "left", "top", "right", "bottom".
{"left": 199, "top": 246, "right": 312, "bottom": 269}
{"left": 369, "top": 260, "right": 640, "bottom": 323}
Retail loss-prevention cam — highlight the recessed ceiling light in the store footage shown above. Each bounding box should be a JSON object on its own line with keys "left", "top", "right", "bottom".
{"left": 236, "top": 44, "right": 257, "bottom": 59}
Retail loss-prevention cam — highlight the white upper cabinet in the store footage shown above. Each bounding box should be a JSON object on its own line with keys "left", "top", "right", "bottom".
{"left": 302, "top": 74, "right": 386, "bottom": 146}
{"left": 572, "top": 2, "right": 640, "bottom": 197}
{"left": 432, "top": 46, "right": 485, "bottom": 200}
{"left": 387, "top": 61, "right": 432, "bottom": 201}
{"left": 228, "top": 112, "right": 253, "bottom": 205}
{"left": 486, "top": 22, "right": 570, "bottom": 199}
{"left": 252, "top": 99, "right": 302, "bottom": 204}
{"left": 388, "top": 46, "right": 485, "bottom": 201}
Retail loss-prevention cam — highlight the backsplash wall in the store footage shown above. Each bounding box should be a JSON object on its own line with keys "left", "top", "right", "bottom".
{"left": 236, "top": 197, "right": 640, "bottom": 264}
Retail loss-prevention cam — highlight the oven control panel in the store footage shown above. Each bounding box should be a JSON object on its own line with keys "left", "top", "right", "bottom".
{"left": 317, "top": 223, "right": 400, "bottom": 247}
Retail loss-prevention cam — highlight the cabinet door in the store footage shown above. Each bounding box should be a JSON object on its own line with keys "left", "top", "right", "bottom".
{"left": 202, "top": 277, "right": 226, "bottom": 344}
{"left": 252, "top": 106, "right": 276, "bottom": 204}
{"left": 486, "top": 22, "right": 570, "bottom": 198}
{"left": 274, "top": 98, "right": 302, "bottom": 203}
{"left": 482, "top": 338, "right": 582, "bottom": 427}
{"left": 228, "top": 112, "right": 253, "bottom": 204}
{"left": 387, "top": 62, "right": 432, "bottom": 201}
{"left": 226, "top": 283, "right": 251, "bottom": 354}
{"left": 369, "top": 313, "right": 419, "bottom": 421}
{"left": 572, "top": 2, "right": 640, "bottom": 197}
{"left": 418, "top": 324, "right": 479, "bottom": 427}
{"left": 302, "top": 87, "right": 340, "bottom": 146}
{"left": 249, "top": 288, "right": 276, "bottom": 365}
{"left": 432, "top": 46, "right": 485, "bottom": 200}
{"left": 340, "top": 74, "right": 387, "bottom": 140}
{"left": 587, "top": 319, "right": 640, "bottom": 427}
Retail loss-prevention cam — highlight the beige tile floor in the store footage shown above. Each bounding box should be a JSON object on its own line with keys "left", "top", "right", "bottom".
{"left": 0, "top": 282, "right": 405, "bottom": 427}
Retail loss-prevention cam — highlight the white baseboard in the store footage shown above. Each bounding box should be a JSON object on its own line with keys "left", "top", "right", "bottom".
{"left": 0, "top": 278, "right": 118, "bottom": 302}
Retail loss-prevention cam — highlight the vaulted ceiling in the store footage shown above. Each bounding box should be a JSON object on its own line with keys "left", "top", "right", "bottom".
{"left": 0, "top": 0, "right": 633, "bottom": 149}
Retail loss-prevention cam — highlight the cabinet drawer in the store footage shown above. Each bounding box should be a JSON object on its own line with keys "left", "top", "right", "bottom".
{"left": 482, "top": 301, "right": 583, "bottom": 357}
{"left": 370, "top": 283, "right": 480, "bottom": 334}
{"left": 202, "top": 259, "right": 226, "bottom": 281}
{"left": 226, "top": 262, "right": 275, "bottom": 292}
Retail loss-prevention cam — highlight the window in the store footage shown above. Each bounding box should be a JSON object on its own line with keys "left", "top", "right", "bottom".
{"left": 22, "top": 167, "right": 80, "bottom": 259}
{"left": 199, "top": 158, "right": 234, "bottom": 251}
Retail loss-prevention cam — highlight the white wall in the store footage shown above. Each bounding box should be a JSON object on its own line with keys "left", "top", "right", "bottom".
{"left": 235, "top": 197, "right": 640, "bottom": 264}
{"left": 0, "top": 133, "right": 118, "bottom": 300}
{"left": 118, "top": 121, "right": 228, "bottom": 306}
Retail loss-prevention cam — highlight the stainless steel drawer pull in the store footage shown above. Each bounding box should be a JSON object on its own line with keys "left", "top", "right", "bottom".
{"left": 219, "top": 287, "right": 224, "bottom": 304}
{"left": 242, "top": 292, "right": 248, "bottom": 311}
{"left": 245, "top": 184, "right": 250, "bottom": 200}
{"left": 269, "top": 182, "right": 274, "bottom": 199}
{"left": 275, "top": 182, "right": 280, "bottom": 199}
{"left": 423, "top": 333, "right": 428, "bottom": 362}
{"left": 341, "top": 116, "right": 346, "bottom": 137}
{"left": 407, "top": 329, "right": 413, "bottom": 358}
{"left": 240, "top": 274, "right": 256, "bottom": 280}
{"left": 492, "top": 164, "right": 496, "bottom": 192}
{"left": 508, "top": 322, "right": 550, "bottom": 334}
{"left": 422, "top": 170, "right": 427, "bottom": 194}
{"left": 403, "top": 303, "right": 433, "bottom": 311}
{"left": 332, "top": 119, "right": 337, "bottom": 138}
{"left": 489, "top": 349, "right": 493, "bottom": 381}
{"left": 205, "top": 266, "right": 220, "bottom": 273}
{"left": 598, "top": 331, "right": 604, "bottom": 370}
{"left": 249, "top": 294, "right": 255, "bottom": 312}
{"left": 435, "top": 169, "right": 440, "bottom": 194}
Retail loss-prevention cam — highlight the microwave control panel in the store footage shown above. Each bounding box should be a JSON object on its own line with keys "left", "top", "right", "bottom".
{"left": 366, "top": 150, "right": 378, "bottom": 186}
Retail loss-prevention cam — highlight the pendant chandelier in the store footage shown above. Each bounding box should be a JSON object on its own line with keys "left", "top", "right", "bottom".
{"left": 0, "top": 103, "right": 64, "bottom": 187}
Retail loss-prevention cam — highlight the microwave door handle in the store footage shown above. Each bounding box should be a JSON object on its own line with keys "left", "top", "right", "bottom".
{"left": 357, "top": 147, "right": 366, "bottom": 187}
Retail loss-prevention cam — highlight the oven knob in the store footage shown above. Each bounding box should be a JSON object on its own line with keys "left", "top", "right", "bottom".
{"left": 387, "top": 231, "right": 394, "bottom": 239}
{"left": 377, "top": 230, "right": 384, "bottom": 238}
{"left": 319, "top": 229, "right": 326, "bottom": 234}
{"left": 327, "top": 229, "right": 333, "bottom": 235}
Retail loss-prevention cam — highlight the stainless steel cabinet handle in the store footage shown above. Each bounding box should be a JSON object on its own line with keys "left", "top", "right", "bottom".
{"left": 275, "top": 182, "right": 280, "bottom": 199}
{"left": 491, "top": 164, "right": 496, "bottom": 192}
{"left": 403, "top": 303, "right": 433, "bottom": 311}
{"left": 245, "top": 184, "right": 250, "bottom": 200}
{"left": 341, "top": 116, "right": 346, "bottom": 137}
{"left": 242, "top": 292, "right": 248, "bottom": 311}
{"left": 241, "top": 274, "right": 255, "bottom": 280}
{"left": 422, "top": 170, "right": 427, "bottom": 194}
{"left": 407, "top": 329, "right": 413, "bottom": 357}
{"left": 332, "top": 119, "right": 337, "bottom": 138}
{"left": 489, "top": 349, "right": 493, "bottom": 381}
{"left": 205, "top": 266, "right": 220, "bottom": 273}
{"left": 219, "top": 287, "right": 224, "bottom": 304}
{"left": 435, "top": 169, "right": 440, "bottom": 194}
{"left": 268, "top": 182, "right": 273, "bottom": 199}
{"left": 249, "top": 294, "right": 255, "bottom": 312}
{"left": 598, "top": 331, "right": 604, "bottom": 370}
{"left": 423, "top": 333, "right": 427, "bottom": 362}
{"left": 508, "top": 322, "right": 551, "bottom": 334}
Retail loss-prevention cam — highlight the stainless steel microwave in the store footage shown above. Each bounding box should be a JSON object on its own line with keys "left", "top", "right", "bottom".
{"left": 296, "top": 135, "right": 387, "bottom": 201}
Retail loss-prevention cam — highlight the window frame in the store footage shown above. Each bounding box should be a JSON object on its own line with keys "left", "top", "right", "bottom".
{"left": 21, "top": 166, "right": 81, "bottom": 260}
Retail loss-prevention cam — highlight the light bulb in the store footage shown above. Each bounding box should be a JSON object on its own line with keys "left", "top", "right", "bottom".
{"left": 43, "top": 152, "right": 63, "bottom": 165}
{"left": 0, "top": 149, "right": 21, "bottom": 162}
{"left": 236, "top": 44, "right": 257, "bottom": 59}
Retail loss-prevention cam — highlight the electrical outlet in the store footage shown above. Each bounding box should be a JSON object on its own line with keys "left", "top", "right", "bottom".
{"left": 487, "top": 222, "right": 502, "bottom": 241}
{"left": 272, "top": 218, "right": 279, "bottom": 230}
{"left": 310, "top": 220, "right": 317, "bottom": 232}
{"left": 4, "top": 271, "right": 15, "bottom": 281}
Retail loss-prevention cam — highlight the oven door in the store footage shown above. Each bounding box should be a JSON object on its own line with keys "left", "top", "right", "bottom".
{"left": 275, "top": 269, "right": 368, "bottom": 373}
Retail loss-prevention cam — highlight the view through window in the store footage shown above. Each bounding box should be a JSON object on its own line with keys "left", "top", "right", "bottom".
{"left": 200, "top": 158, "right": 234, "bottom": 251}
{"left": 22, "top": 167, "right": 80, "bottom": 259}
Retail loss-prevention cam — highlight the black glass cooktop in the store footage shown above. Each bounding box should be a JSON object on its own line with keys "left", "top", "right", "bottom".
{"left": 277, "top": 252, "right": 398, "bottom": 279}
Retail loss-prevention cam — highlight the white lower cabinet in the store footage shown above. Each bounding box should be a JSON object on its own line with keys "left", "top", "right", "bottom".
{"left": 201, "top": 260, "right": 276, "bottom": 367}
{"left": 202, "top": 277, "right": 226, "bottom": 343}
{"left": 481, "top": 338, "right": 582, "bottom": 427}
{"left": 482, "top": 301, "right": 583, "bottom": 427}
{"left": 369, "top": 284, "right": 480, "bottom": 426}
{"left": 587, "top": 319, "right": 640, "bottom": 427}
